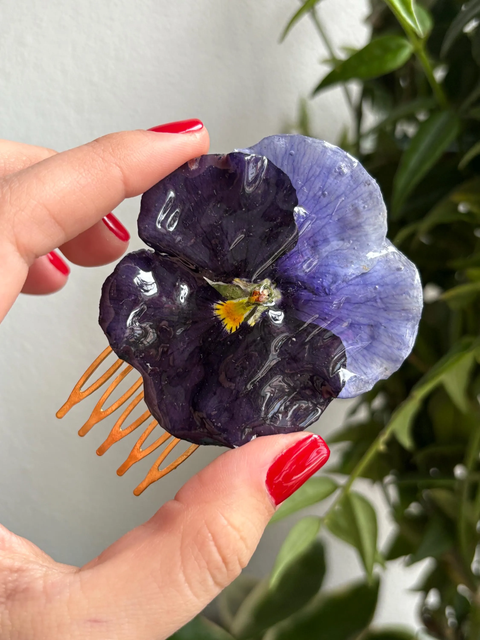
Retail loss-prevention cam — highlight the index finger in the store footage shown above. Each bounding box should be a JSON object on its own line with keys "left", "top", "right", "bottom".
{"left": 0, "top": 123, "right": 209, "bottom": 320}
{"left": 1, "top": 123, "right": 209, "bottom": 264}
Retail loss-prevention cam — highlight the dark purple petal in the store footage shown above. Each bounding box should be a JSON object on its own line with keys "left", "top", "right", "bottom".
{"left": 138, "top": 152, "right": 299, "bottom": 282}
{"left": 99, "top": 250, "right": 220, "bottom": 444}
{"left": 278, "top": 242, "right": 423, "bottom": 397}
{"left": 99, "top": 250, "right": 346, "bottom": 447}
{"left": 191, "top": 311, "right": 346, "bottom": 447}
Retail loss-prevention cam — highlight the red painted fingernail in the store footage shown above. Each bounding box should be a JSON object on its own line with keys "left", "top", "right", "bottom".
{"left": 148, "top": 118, "right": 204, "bottom": 134}
{"left": 102, "top": 213, "right": 130, "bottom": 242}
{"left": 266, "top": 434, "right": 330, "bottom": 506}
{"left": 47, "top": 250, "right": 70, "bottom": 276}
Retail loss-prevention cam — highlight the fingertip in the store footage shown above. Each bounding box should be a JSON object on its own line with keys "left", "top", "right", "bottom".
{"left": 21, "top": 251, "right": 70, "bottom": 295}
{"left": 102, "top": 213, "right": 130, "bottom": 243}
{"left": 47, "top": 250, "right": 70, "bottom": 276}
{"left": 176, "top": 431, "right": 322, "bottom": 513}
{"left": 144, "top": 121, "right": 210, "bottom": 158}
{"left": 60, "top": 215, "right": 130, "bottom": 267}
{"left": 147, "top": 118, "right": 205, "bottom": 135}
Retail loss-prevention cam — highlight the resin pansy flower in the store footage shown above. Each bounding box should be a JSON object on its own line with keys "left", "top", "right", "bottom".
{"left": 58, "top": 135, "right": 423, "bottom": 494}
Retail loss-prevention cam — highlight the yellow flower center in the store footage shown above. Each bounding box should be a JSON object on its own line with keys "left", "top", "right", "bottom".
{"left": 211, "top": 278, "right": 281, "bottom": 334}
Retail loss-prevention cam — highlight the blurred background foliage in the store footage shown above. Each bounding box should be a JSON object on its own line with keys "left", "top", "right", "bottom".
{"left": 170, "top": 1, "right": 480, "bottom": 638}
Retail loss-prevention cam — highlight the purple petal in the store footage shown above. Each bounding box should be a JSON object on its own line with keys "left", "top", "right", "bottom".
{"left": 278, "top": 242, "right": 423, "bottom": 397}
{"left": 99, "top": 250, "right": 346, "bottom": 447}
{"left": 99, "top": 250, "right": 222, "bottom": 445}
{"left": 244, "top": 135, "right": 422, "bottom": 396}
{"left": 191, "top": 309, "right": 346, "bottom": 447}
{"left": 244, "top": 135, "right": 388, "bottom": 289}
{"left": 138, "top": 152, "right": 298, "bottom": 282}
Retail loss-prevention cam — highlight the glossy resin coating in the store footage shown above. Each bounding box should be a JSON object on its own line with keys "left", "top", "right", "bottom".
{"left": 99, "top": 136, "right": 423, "bottom": 448}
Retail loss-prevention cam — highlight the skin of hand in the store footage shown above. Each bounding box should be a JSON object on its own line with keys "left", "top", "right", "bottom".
{"left": 0, "top": 126, "right": 329, "bottom": 640}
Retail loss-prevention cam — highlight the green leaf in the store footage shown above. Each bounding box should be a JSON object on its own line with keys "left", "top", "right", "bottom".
{"left": 217, "top": 574, "right": 259, "bottom": 631}
{"left": 270, "top": 516, "right": 321, "bottom": 588}
{"left": 441, "top": 0, "right": 480, "bottom": 57}
{"left": 393, "top": 221, "right": 420, "bottom": 245}
{"left": 366, "top": 97, "right": 436, "bottom": 136}
{"left": 328, "top": 420, "right": 381, "bottom": 445}
{"left": 405, "top": 178, "right": 480, "bottom": 240}
{"left": 385, "top": 531, "right": 417, "bottom": 561}
{"left": 361, "top": 628, "right": 416, "bottom": 640}
{"left": 467, "top": 105, "right": 480, "bottom": 120}
{"left": 231, "top": 541, "right": 326, "bottom": 639}
{"left": 428, "top": 488, "right": 459, "bottom": 520}
{"left": 264, "top": 579, "right": 380, "bottom": 640}
{"left": 467, "top": 267, "right": 480, "bottom": 281}
{"left": 168, "top": 616, "right": 235, "bottom": 640}
{"left": 392, "top": 111, "right": 461, "bottom": 216}
{"left": 313, "top": 36, "right": 413, "bottom": 94}
{"left": 459, "top": 140, "right": 480, "bottom": 169}
{"left": 270, "top": 477, "right": 337, "bottom": 523}
{"left": 408, "top": 515, "right": 454, "bottom": 564}
{"left": 281, "top": 0, "right": 324, "bottom": 41}
{"left": 462, "top": 79, "right": 480, "bottom": 112}
{"left": 207, "top": 280, "right": 247, "bottom": 300}
{"left": 472, "top": 25, "right": 480, "bottom": 65}
{"left": 441, "top": 349, "right": 476, "bottom": 412}
{"left": 441, "top": 281, "right": 480, "bottom": 310}
{"left": 297, "top": 97, "right": 311, "bottom": 137}
{"left": 391, "top": 339, "right": 479, "bottom": 449}
{"left": 415, "top": 4, "right": 433, "bottom": 38}
{"left": 383, "top": 0, "right": 424, "bottom": 37}
{"left": 326, "top": 492, "right": 378, "bottom": 579}
{"left": 388, "top": 398, "right": 422, "bottom": 450}
{"left": 450, "top": 177, "right": 480, "bottom": 214}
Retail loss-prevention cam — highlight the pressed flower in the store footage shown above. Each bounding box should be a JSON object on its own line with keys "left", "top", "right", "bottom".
{"left": 58, "top": 135, "right": 423, "bottom": 493}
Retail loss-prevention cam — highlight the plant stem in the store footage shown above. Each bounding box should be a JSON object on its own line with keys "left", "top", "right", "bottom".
{"left": 390, "top": 11, "right": 448, "bottom": 109}
{"left": 412, "top": 38, "right": 448, "bottom": 109}
{"left": 323, "top": 423, "right": 394, "bottom": 524}
{"left": 458, "top": 419, "right": 480, "bottom": 583}
{"left": 468, "top": 593, "right": 480, "bottom": 640}
{"left": 309, "top": 7, "right": 356, "bottom": 114}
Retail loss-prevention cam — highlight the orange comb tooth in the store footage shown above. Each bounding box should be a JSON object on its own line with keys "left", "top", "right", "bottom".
{"left": 96, "top": 392, "right": 147, "bottom": 456}
{"left": 57, "top": 348, "right": 200, "bottom": 494}
{"left": 133, "top": 441, "right": 200, "bottom": 496}
{"left": 116, "top": 423, "right": 170, "bottom": 475}
{"left": 56, "top": 346, "right": 123, "bottom": 418}
{"left": 78, "top": 367, "right": 142, "bottom": 437}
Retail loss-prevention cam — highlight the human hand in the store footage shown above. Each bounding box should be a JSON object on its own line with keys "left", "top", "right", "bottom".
{"left": 0, "top": 122, "right": 330, "bottom": 639}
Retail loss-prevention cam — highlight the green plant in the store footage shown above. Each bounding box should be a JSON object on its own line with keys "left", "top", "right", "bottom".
{"left": 170, "top": 1, "right": 480, "bottom": 638}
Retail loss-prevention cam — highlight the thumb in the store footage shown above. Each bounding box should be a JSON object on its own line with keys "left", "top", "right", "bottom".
{"left": 73, "top": 432, "right": 329, "bottom": 640}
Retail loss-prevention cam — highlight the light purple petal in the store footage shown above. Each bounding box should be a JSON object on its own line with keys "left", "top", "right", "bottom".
{"left": 244, "top": 135, "right": 388, "bottom": 290}
{"left": 243, "top": 135, "right": 423, "bottom": 396}
{"left": 278, "top": 241, "right": 423, "bottom": 397}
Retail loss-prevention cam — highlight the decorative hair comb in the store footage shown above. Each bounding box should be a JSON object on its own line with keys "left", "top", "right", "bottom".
{"left": 57, "top": 134, "right": 423, "bottom": 495}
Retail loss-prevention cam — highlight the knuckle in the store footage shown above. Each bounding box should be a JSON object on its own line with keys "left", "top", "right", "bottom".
{"left": 86, "top": 134, "right": 130, "bottom": 196}
{"left": 190, "top": 508, "right": 253, "bottom": 593}
{"left": 0, "top": 146, "right": 56, "bottom": 176}
{"left": 27, "top": 147, "right": 57, "bottom": 164}
{"left": 0, "top": 175, "right": 64, "bottom": 263}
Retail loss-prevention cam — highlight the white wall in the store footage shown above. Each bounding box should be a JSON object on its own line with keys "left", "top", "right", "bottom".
{"left": 0, "top": 0, "right": 426, "bottom": 630}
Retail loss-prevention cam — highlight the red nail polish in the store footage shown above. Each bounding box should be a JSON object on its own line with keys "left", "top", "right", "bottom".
{"left": 47, "top": 250, "right": 70, "bottom": 276}
{"left": 148, "top": 118, "right": 204, "bottom": 134}
{"left": 266, "top": 434, "right": 330, "bottom": 506}
{"left": 102, "top": 213, "right": 130, "bottom": 242}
